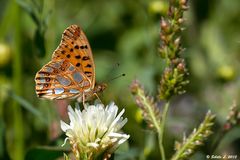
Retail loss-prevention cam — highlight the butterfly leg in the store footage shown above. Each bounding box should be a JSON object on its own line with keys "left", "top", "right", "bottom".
{"left": 93, "top": 93, "right": 103, "bottom": 104}
{"left": 82, "top": 93, "right": 86, "bottom": 107}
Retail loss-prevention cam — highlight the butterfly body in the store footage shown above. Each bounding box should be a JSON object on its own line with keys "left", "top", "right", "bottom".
{"left": 35, "top": 25, "right": 105, "bottom": 102}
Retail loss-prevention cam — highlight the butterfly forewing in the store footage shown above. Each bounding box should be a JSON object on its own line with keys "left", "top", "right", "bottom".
{"left": 52, "top": 25, "right": 95, "bottom": 88}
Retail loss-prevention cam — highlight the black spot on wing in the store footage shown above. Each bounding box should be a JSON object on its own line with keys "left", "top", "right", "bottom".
{"left": 37, "top": 93, "right": 46, "bottom": 97}
{"left": 85, "top": 64, "right": 92, "bottom": 68}
{"left": 38, "top": 71, "right": 50, "bottom": 76}
{"left": 80, "top": 45, "right": 88, "bottom": 49}
{"left": 82, "top": 56, "right": 90, "bottom": 61}
{"left": 84, "top": 71, "right": 92, "bottom": 74}
{"left": 75, "top": 55, "right": 81, "bottom": 59}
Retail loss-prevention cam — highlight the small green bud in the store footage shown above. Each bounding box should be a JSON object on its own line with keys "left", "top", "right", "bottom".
{"left": 0, "top": 43, "right": 11, "bottom": 67}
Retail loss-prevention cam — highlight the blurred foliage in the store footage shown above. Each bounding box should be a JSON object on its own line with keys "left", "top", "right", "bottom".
{"left": 0, "top": 0, "right": 239, "bottom": 159}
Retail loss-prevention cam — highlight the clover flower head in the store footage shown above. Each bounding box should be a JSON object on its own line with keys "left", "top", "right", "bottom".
{"left": 60, "top": 102, "right": 130, "bottom": 159}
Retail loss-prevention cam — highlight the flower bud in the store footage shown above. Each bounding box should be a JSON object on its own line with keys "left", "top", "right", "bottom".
{"left": 0, "top": 43, "right": 11, "bottom": 67}
{"left": 148, "top": 1, "right": 168, "bottom": 15}
{"left": 180, "top": 0, "right": 187, "bottom": 6}
{"left": 160, "top": 19, "right": 171, "bottom": 33}
{"left": 178, "top": 18, "right": 184, "bottom": 24}
{"left": 223, "top": 123, "right": 231, "bottom": 131}
{"left": 177, "top": 62, "right": 185, "bottom": 72}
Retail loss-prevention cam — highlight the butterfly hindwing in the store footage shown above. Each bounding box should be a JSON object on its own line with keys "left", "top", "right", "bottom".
{"left": 35, "top": 59, "right": 91, "bottom": 100}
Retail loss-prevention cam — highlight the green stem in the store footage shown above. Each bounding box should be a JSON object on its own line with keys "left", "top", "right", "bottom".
{"left": 210, "top": 130, "right": 226, "bottom": 153}
{"left": 11, "top": 1, "right": 24, "bottom": 159}
{"left": 0, "top": 93, "right": 4, "bottom": 157}
{"left": 158, "top": 102, "right": 169, "bottom": 160}
{"left": 137, "top": 89, "right": 166, "bottom": 159}
{"left": 171, "top": 123, "right": 203, "bottom": 160}
{"left": 138, "top": 91, "right": 161, "bottom": 132}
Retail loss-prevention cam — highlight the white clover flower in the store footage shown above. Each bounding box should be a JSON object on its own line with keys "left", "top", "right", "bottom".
{"left": 60, "top": 102, "right": 130, "bottom": 159}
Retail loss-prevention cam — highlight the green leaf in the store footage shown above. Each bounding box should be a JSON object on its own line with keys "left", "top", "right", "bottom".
{"left": 64, "top": 153, "right": 70, "bottom": 160}
{"left": 10, "top": 92, "right": 47, "bottom": 124}
{"left": 34, "top": 28, "right": 46, "bottom": 57}
{"left": 25, "top": 146, "right": 69, "bottom": 160}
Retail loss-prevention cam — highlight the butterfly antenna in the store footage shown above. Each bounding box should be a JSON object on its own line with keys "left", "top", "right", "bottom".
{"left": 107, "top": 73, "right": 126, "bottom": 83}
{"left": 107, "top": 62, "right": 120, "bottom": 75}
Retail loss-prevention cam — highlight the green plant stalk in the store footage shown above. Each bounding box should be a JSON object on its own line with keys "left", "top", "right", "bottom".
{"left": 171, "top": 125, "right": 208, "bottom": 160}
{"left": 0, "top": 97, "right": 4, "bottom": 157}
{"left": 63, "top": 153, "right": 70, "bottom": 160}
{"left": 158, "top": 102, "right": 169, "bottom": 160}
{"left": 137, "top": 90, "right": 163, "bottom": 155}
{"left": 137, "top": 91, "right": 161, "bottom": 132}
{"left": 171, "top": 138, "right": 192, "bottom": 160}
{"left": 11, "top": 1, "right": 24, "bottom": 160}
{"left": 211, "top": 128, "right": 230, "bottom": 153}
{"left": 0, "top": 1, "right": 15, "bottom": 39}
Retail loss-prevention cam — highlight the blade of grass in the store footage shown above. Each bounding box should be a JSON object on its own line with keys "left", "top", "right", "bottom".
{"left": 10, "top": 92, "right": 48, "bottom": 124}
{"left": 158, "top": 102, "right": 169, "bottom": 160}
{"left": 10, "top": 0, "right": 24, "bottom": 159}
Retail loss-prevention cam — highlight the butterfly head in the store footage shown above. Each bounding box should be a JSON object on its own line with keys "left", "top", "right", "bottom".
{"left": 94, "top": 83, "right": 107, "bottom": 94}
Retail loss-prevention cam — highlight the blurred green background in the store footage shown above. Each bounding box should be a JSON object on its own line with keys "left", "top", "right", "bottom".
{"left": 0, "top": 0, "right": 240, "bottom": 159}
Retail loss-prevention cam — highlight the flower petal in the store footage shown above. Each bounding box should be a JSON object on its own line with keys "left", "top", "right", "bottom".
{"left": 60, "top": 102, "right": 129, "bottom": 157}
{"left": 60, "top": 120, "right": 70, "bottom": 132}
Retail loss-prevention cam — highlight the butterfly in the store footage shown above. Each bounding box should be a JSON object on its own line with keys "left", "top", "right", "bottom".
{"left": 35, "top": 24, "right": 107, "bottom": 103}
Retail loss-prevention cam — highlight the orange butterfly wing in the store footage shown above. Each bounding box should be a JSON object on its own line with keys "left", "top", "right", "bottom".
{"left": 35, "top": 25, "right": 95, "bottom": 100}
{"left": 52, "top": 25, "right": 95, "bottom": 87}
